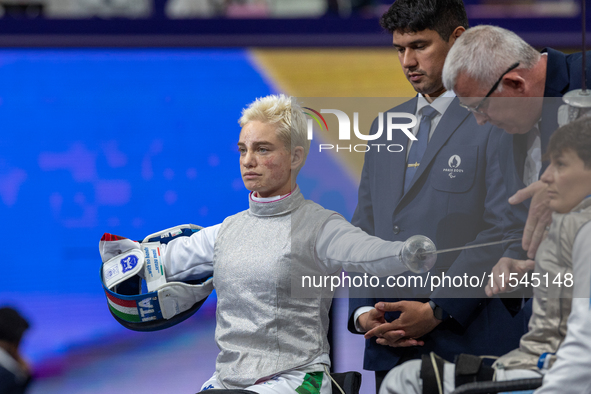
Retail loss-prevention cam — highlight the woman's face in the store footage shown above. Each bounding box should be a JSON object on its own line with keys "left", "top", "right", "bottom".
{"left": 541, "top": 149, "right": 591, "bottom": 213}
{"left": 238, "top": 121, "right": 293, "bottom": 198}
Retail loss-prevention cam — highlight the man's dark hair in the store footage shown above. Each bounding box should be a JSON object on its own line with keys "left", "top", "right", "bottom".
{"left": 545, "top": 116, "right": 591, "bottom": 168}
{"left": 380, "top": 0, "right": 469, "bottom": 41}
{"left": 0, "top": 307, "right": 29, "bottom": 345}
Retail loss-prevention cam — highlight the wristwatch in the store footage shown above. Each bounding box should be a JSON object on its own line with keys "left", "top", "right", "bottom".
{"left": 428, "top": 300, "right": 449, "bottom": 321}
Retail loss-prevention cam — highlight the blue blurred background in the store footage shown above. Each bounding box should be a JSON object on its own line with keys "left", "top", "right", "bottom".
{"left": 0, "top": 47, "right": 360, "bottom": 393}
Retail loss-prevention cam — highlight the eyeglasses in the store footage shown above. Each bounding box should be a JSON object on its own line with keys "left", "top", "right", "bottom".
{"left": 459, "top": 62, "right": 520, "bottom": 116}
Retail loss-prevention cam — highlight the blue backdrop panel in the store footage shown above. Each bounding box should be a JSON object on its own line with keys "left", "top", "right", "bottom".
{"left": 0, "top": 50, "right": 360, "bottom": 394}
{"left": 0, "top": 49, "right": 271, "bottom": 294}
{"left": 0, "top": 49, "right": 274, "bottom": 364}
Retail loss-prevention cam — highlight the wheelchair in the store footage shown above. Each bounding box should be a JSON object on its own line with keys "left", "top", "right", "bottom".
{"left": 420, "top": 353, "right": 543, "bottom": 394}
{"left": 451, "top": 378, "right": 543, "bottom": 394}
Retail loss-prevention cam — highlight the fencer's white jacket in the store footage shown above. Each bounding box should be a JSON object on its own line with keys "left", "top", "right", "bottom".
{"left": 162, "top": 186, "right": 408, "bottom": 389}
{"left": 494, "top": 196, "right": 591, "bottom": 373}
{"left": 536, "top": 217, "right": 591, "bottom": 394}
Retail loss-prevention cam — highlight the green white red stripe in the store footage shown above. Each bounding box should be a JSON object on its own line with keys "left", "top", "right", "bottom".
{"left": 105, "top": 291, "right": 141, "bottom": 323}
{"left": 158, "top": 248, "right": 163, "bottom": 275}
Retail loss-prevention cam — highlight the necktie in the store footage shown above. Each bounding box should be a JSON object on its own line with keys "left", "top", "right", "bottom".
{"left": 404, "top": 105, "right": 439, "bottom": 193}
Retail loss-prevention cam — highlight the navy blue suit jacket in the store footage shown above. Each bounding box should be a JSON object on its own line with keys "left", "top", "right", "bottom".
{"left": 0, "top": 365, "right": 30, "bottom": 394}
{"left": 348, "top": 97, "right": 530, "bottom": 371}
{"left": 498, "top": 47, "right": 591, "bottom": 253}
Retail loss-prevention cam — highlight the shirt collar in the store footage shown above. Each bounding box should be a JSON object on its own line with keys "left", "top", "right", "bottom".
{"left": 416, "top": 90, "right": 456, "bottom": 116}
{"left": 251, "top": 192, "right": 288, "bottom": 202}
{"left": 248, "top": 186, "right": 305, "bottom": 217}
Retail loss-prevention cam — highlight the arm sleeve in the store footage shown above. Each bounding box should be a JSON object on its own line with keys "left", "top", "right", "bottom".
{"left": 353, "top": 306, "right": 375, "bottom": 333}
{"left": 161, "top": 224, "right": 220, "bottom": 281}
{"left": 534, "top": 221, "right": 591, "bottom": 394}
{"left": 498, "top": 132, "right": 528, "bottom": 261}
{"left": 315, "top": 215, "right": 405, "bottom": 277}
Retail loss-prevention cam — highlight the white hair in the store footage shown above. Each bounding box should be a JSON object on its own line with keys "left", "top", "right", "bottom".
{"left": 239, "top": 94, "right": 309, "bottom": 166}
{"left": 442, "top": 25, "right": 540, "bottom": 92}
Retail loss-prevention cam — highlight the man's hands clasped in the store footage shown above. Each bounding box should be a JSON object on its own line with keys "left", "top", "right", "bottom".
{"left": 360, "top": 301, "right": 442, "bottom": 347}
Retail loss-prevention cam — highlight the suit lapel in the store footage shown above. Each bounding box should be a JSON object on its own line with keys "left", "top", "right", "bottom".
{"left": 500, "top": 132, "right": 528, "bottom": 208}
{"left": 539, "top": 97, "right": 560, "bottom": 173}
{"left": 512, "top": 133, "right": 527, "bottom": 186}
{"left": 386, "top": 98, "right": 418, "bottom": 206}
{"left": 400, "top": 97, "right": 469, "bottom": 200}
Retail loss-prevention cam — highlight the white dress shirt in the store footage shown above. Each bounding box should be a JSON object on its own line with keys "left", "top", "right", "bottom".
{"left": 523, "top": 124, "right": 542, "bottom": 186}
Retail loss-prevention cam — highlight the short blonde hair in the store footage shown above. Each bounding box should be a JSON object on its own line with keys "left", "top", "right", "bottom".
{"left": 239, "top": 94, "right": 310, "bottom": 168}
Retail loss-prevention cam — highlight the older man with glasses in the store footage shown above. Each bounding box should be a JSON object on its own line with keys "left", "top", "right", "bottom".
{"left": 441, "top": 25, "right": 591, "bottom": 297}
{"left": 457, "top": 62, "right": 520, "bottom": 116}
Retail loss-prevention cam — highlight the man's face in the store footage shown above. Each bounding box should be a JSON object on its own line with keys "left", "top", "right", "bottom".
{"left": 454, "top": 72, "right": 541, "bottom": 134}
{"left": 541, "top": 149, "right": 591, "bottom": 213}
{"left": 393, "top": 28, "right": 455, "bottom": 97}
{"left": 238, "top": 120, "right": 293, "bottom": 198}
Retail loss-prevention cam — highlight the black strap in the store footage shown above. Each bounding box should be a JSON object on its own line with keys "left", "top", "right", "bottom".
{"left": 420, "top": 353, "right": 446, "bottom": 394}
{"left": 451, "top": 378, "right": 543, "bottom": 394}
{"left": 454, "top": 354, "right": 494, "bottom": 388}
{"left": 331, "top": 371, "right": 362, "bottom": 394}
